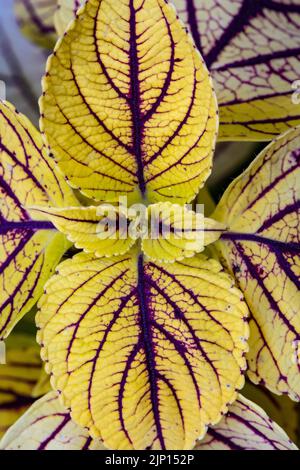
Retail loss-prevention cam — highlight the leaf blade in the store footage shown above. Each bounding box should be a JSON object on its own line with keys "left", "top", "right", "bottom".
{"left": 242, "top": 380, "right": 300, "bottom": 443}
{"left": 0, "top": 101, "right": 78, "bottom": 339}
{"left": 141, "top": 202, "right": 225, "bottom": 262}
{"left": 0, "top": 391, "right": 106, "bottom": 450}
{"left": 28, "top": 206, "right": 135, "bottom": 258}
{"left": 37, "top": 250, "right": 248, "bottom": 450}
{"left": 41, "top": 0, "right": 218, "bottom": 204}
{"left": 173, "top": 0, "right": 300, "bottom": 140}
{"left": 195, "top": 394, "right": 298, "bottom": 450}
{"left": 214, "top": 126, "right": 300, "bottom": 399}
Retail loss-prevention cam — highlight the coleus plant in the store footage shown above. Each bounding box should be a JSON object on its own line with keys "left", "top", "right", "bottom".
{"left": 14, "top": 0, "right": 300, "bottom": 139}
{"left": 0, "top": 0, "right": 299, "bottom": 451}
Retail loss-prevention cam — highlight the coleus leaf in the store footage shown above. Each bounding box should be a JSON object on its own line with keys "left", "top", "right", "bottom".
{"left": 0, "top": 100, "right": 78, "bottom": 339}
{"left": 29, "top": 206, "right": 135, "bottom": 258}
{"left": 37, "top": 249, "right": 248, "bottom": 450}
{"left": 29, "top": 203, "right": 225, "bottom": 262}
{"left": 0, "top": 392, "right": 106, "bottom": 450}
{"left": 0, "top": 334, "right": 42, "bottom": 438}
{"left": 173, "top": 0, "right": 300, "bottom": 140}
{"left": 141, "top": 202, "right": 225, "bottom": 262}
{"left": 14, "top": 0, "right": 57, "bottom": 49}
{"left": 2, "top": 393, "right": 296, "bottom": 452}
{"left": 213, "top": 126, "right": 300, "bottom": 400}
{"left": 243, "top": 380, "right": 300, "bottom": 443}
{"left": 54, "top": 0, "right": 300, "bottom": 142}
{"left": 195, "top": 394, "right": 298, "bottom": 450}
{"left": 40, "top": 0, "right": 218, "bottom": 204}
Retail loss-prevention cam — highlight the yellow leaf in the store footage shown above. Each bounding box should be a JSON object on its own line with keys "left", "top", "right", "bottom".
{"left": 195, "top": 394, "right": 298, "bottom": 450}
{"left": 141, "top": 202, "right": 225, "bottom": 262}
{"left": 37, "top": 249, "right": 248, "bottom": 450}
{"left": 0, "top": 334, "right": 41, "bottom": 438}
{"left": 173, "top": 0, "right": 300, "bottom": 140}
{"left": 41, "top": 0, "right": 218, "bottom": 204}
{"left": 0, "top": 391, "right": 106, "bottom": 450}
{"left": 28, "top": 206, "right": 135, "bottom": 258}
{"left": 0, "top": 101, "right": 78, "bottom": 339}
{"left": 29, "top": 203, "right": 225, "bottom": 262}
{"left": 242, "top": 380, "right": 300, "bottom": 444}
{"left": 14, "top": 0, "right": 57, "bottom": 49}
{"left": 213, "top": 126, "right": 300, "bottom": 400}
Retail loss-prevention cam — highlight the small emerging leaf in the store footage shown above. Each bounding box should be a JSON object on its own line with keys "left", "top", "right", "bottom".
{"left": 173, "top": 0, "right": 300, "bottom": 140}
{"left": 41, "top": 0, "right": 218, "bottom": 204}
{"left": 0, "top": 392, "right": 106, "bottom": 450}
{"left": 31, "top": 203, "right": 225, "bottom": 262}
{"left": 28, "top": 206, "right": 135, "bottom": 258}
{"left": 195, "top": 394, "right": 298, "bottom": 450}
{"left": 214, "top": 126, "right": 300, "bottom": 400}
{"left": 141, "top": 202, "right": 225, "bottom": 262}
{"left": 37, "top": 249, "right": 248, "bottom": 450}
{"left": 0, "top": 101, "right": 78, "bottom": 339}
